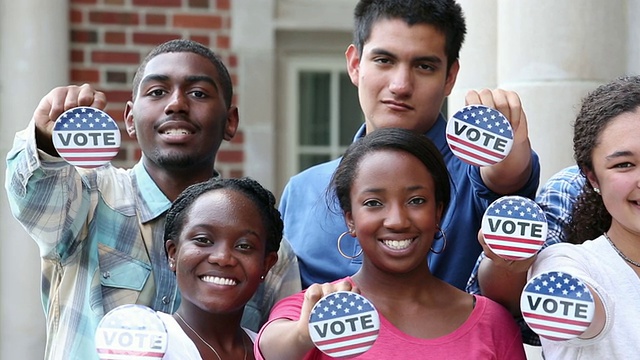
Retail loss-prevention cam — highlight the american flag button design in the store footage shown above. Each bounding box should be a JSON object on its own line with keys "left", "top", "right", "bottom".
{"left": 52, "top": 106, "right": 120, "bottom": 168}
{"left": 95, "top": 304, "right": 168, "bottom": 359}
{"left": 521, "top": 271, "right": 595, "bottom": 341}
{"left": 481, "top": 196, "right": 547, "bottom": 261}
{"left": 309, "top": 291, "right": 380, "bottom": 358}
{"left": 446, "top": 105, "right": 514, "bottom": 166}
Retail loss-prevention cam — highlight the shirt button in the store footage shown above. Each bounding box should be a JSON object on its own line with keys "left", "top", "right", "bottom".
{"left": 162, "top": 296, "right": 170, "bottom": 304}
{"left": 102, "top": 271, "right": 110, "bottom": 279}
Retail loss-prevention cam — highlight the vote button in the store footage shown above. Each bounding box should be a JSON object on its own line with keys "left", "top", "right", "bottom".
{"left": 521, "top": 271, "right": 595, "bottom": 341}
{"left": 309, "top": 291, "right": 380, "bottom": 358}
{"left": 95, "top": 304, "right": 168, "bottom": 359}
{"left": 446, "top": 105, "right": 514, "bottom": 166}
{"left": 481, "top": 196, "right": 547, "bottom": 261}
{"left": 52, "top": 106, "right": 120, "bottom": 168}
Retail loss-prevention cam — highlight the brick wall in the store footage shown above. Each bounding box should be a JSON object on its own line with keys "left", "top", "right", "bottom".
{"left": 70, "top": 0, "right": 243, "bottom": 178}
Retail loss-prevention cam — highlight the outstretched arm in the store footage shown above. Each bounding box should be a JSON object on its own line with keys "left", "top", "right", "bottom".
{"left": 257, "top": 281, "right": 355, "bottom": 360}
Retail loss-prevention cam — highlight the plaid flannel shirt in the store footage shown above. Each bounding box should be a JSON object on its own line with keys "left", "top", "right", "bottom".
{"left": 5, "top": 121, "right": 300, "bottom": 359}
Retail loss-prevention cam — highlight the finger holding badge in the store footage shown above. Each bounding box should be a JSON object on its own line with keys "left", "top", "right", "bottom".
{"left": 446, "top": 105, "right": 514, "bottom": 167}
{"left": 52, "top": 106, "right": 120, "bottom": 168}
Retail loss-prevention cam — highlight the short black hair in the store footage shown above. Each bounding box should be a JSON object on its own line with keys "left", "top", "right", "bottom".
{"left": 331, "top": 127, "right": 451, "bottom": 215}
{"left": 353, "top": 0, "right": 466, "bottom": 70}
{"left": 132, "top": 39, "right": 233, "bottom": 108}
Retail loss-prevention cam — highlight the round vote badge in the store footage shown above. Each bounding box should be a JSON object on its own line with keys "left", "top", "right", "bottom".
{"left": 481, "top": 196, "right": 548, "bottom": 261}
{"left": 52, "top": 106, "right": 120, "bottom": 168}
{"left": 95, "top": 304, "right": 168, "bottom": 360}
{"left": 521, "top": 271, "right": 595, "bottom": 341}
{"left": 309, "top": 291, "right": 380, "bottom": 358}
{"left": 446, "top": 105, "right": 514, "bottom": 166}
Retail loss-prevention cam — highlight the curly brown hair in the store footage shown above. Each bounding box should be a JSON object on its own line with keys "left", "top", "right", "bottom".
{"left": 567, "top": 75, "right": 640, "bottom": 244}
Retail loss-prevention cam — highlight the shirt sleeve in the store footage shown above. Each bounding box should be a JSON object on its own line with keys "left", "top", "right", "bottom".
{"left": 535, "top": 166, "right": 585, "bottom": 247}
{"left": 242, "top": 237, "right": 302, "bottom": 332}
{"left": 5, "top": 121, "right": 94, "bottom": 260}
{"left": 254, "top": 291, "right": 307, "bottom": 360}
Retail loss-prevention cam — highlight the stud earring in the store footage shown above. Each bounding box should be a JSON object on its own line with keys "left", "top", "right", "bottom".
{"left": 593, "top": 187, "right": 601, "bottom": 195}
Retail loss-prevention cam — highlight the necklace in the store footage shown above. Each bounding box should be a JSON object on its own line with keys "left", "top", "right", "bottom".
{"left": 175, "top": 312, "right": 248, "bottom": 360}
{"left": 604, "top": 232, "right": 640, "bottom": 268}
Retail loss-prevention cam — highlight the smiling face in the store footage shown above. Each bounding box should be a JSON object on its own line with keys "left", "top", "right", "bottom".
{"left": 346, "top": 18, "right": 459, "bottom": 135}
{"left": 586, "top": 108, "right": 640, "bottom": 237}
{"left": 125, "top": 52, "right": 238, "bottom": 172}
{"left": 166, "top": 189, "right": 276, "bottom": 315}
{"left": 345, "top": 149, "right": 443, "bottom": 275}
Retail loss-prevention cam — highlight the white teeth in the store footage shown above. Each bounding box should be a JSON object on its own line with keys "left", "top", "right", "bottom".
{"left": 163, "top": 129, "right": 190, "bottom": 135}
{"left": 200, "top": 276, "right": 237, "bottom": 286}
{"left": 382, "top": 239, "right": 413, "bottom": 250}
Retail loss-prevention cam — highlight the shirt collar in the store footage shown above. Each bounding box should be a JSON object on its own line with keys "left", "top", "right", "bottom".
{"left": 132, "top": 161, "right": 172, "bottom": 223}
{"left": 353, "top": 114, "right": 449, "bottom": 151}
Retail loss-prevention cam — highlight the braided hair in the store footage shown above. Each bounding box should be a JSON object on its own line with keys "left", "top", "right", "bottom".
{"left": 164, "top": 177, "right": 283, "bottom": 254}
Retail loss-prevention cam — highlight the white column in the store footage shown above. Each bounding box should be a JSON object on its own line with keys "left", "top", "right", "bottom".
{"left": 498, "top": 0, "right": 626, "bottom": 184}
{"left": 628, "top": 0, "right": 640, "bottom": 74}
{"left": 231, "top": 0, "right": 277, "bottom": 191}
{"left": 0, "top": 0, "right": 68, "bottom": 358}
{"left": 448, "top": 0, "right": 498, "bottom": 113}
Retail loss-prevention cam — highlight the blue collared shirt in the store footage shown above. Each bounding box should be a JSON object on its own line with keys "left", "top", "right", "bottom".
{"left": 280, "top": 115, "right": 540, "bottom": 290}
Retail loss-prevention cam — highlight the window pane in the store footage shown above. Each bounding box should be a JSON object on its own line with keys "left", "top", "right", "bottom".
{"left": 299, "top": 72, "right": 331, "bottom": 146}
{"left": 299, "top": 154, "right": 332, "bottom": 170}
{"left": 338, "top": 73, "right": 364, "bottom": 146}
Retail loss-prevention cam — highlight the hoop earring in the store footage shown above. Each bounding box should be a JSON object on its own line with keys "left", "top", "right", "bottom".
{"left": 431, "top": 227, "right": 447, "bottom": 254}
{"left": 337, "top": 231, "right": 363, "bottom": 259}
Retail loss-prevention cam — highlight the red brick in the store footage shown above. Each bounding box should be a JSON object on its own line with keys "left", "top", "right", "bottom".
{"left": 216, "top": 150, "right": 243, "bottom": 162}
{"left": 106, "top": 71, "right": 128, "bottom": 84}
{"left": 89, "top": 11, "right": 139, "bottom": 25}
{"left": 227, "top": 54, "right": 237, "bottom": 67}
{"left": 71, "top": 68, "right": 100, "bottom": 83}
{"left": 133, "top": 148, "right": 143, "bottom": 161}
{"left": 104, "top": 90, "right": 133, "bottom": 103}
{"left": 216, "top": 0, "right": 230, "bottom": 11}
{"left": 173, "top": 14, "right": 222, "bottom": 29}
{"left": 70, "top": 9, "right": 83, "bottom": 23}
{"left": 133, "top": 32, "right": 181, "bottom": 45}
{"left": 113, "top": 150, "right": 127, "bottom": 162}
{"left": 216, "top": 35, "right": 230, "bottom": 49}
{"left": 133, "top": 0, "right": 181, "bottom": 6}
{"left": 145, "top": 13, "right": 167, "bottom": 26}
{"left": 105, "top": 31, "right": 126, "bottom": 44}
{"left": 71, "top": 49, "right": 85, "bottom": 63}
{"left": 92, "top": 51, "right": 140, "bottom": 64}
{"left": 189, "top": 0, "right": 209, "bottom": 8}
{"left": 71, "top": 30, "right": 98, "bottom": 43}
{"left": 230, "top": 131, "right": 243, "bottom": 144}
{"left": 190, "top": 35, "right": 210, "bottom": 47}
{"left": 106, "top": 108, "right": 126, "bottom": 122}
{"left": 229, "top": 169, "right": 244, "bottom": 178}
